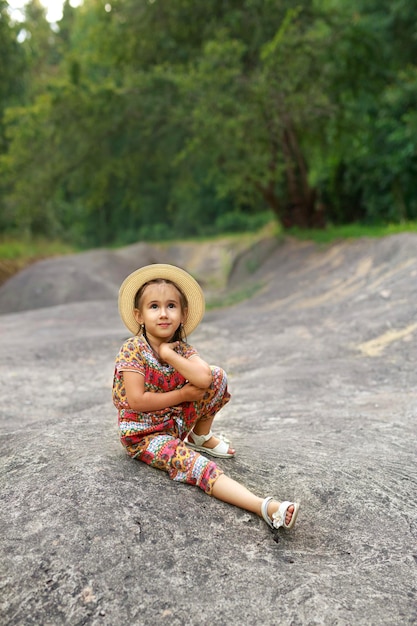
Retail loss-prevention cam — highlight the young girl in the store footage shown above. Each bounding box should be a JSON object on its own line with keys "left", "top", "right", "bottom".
{"left": 113, "top": 264, "right": 299, "bottom": 533}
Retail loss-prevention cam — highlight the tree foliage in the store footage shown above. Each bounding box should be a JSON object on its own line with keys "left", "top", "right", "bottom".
{"left": 0, "top": 0, "right": 416, "bottom": 246}
{"left": 0, "top": 1, "right": 25, "bottom": 141}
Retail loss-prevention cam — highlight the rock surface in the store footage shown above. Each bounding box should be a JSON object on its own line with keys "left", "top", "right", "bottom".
{"left": 1, "top": 234, "right": 416, "bottom": 625}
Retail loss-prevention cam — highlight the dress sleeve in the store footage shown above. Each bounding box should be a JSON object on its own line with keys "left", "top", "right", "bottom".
{"left": 115, "top": 337, "right": 145, "bottom": 376}
{"left": 180, "top": 341, "right": 198, "bottom": 360}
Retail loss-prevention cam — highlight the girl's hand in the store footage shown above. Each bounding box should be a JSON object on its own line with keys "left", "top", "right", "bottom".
{"left": 158, "top": 343, "right": 213, "bottom": 390}
{"left": 180, "top": 383, "right": 207, "bottom": 402}
{"left": 159, "top": 341, "right": 179, "bottom": 361}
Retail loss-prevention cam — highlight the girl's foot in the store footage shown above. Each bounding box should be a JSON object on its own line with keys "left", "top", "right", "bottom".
{"left": 185, "top": 430, "right": 235, "bottom": 458}
{"left": 190, "top": 432, "right": 235, "bottom": 454}
{"left": 261, "top": 497, "right": 300, "bottom": 530}
{"left": 268, "top": 500, "right": 295, "bottom": 526}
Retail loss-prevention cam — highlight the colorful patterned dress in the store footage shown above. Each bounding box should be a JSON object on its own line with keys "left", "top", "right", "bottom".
{"left": 113, "top": 336, "right": 231, "bottom": 494}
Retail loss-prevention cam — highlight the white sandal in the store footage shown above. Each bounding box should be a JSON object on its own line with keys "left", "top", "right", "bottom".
{"left": 185, "top": 430, "right": 235, "bottom": 458}
{"left": 261, "top": 497, "right": 299, "bottom": 530}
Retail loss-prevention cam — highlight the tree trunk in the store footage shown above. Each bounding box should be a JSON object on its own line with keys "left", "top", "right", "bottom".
{"left": 254, "top": 116, "right": 325, "bottom": 229}
{"left": 253, "top": 138, "right": 282, "bottom": 222}
{"left": 280, "top": 119, "right": 325, "bottom": 229}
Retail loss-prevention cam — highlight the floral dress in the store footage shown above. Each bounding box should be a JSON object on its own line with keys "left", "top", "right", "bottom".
{"left": 113, "top": 336, "right": 231, "bottom": 494}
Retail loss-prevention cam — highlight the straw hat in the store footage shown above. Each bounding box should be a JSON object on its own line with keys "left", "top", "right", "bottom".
{"left": 118, "top": 263, "right": 205, "bottom": 335}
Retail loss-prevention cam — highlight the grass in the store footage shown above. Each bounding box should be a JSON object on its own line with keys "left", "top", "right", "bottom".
{"left": 0, "top": 237, "right": 76, "bottom": 260}
{"left": 286, "top": 221, "right": 417, "bottom": 244}
{"left": 206, "top": 281, "right": 264, "bottom": 310}
{"left": 0, "top": 237, "right": 77, "bottom": 285}
{"left": 1, "top": 220, "right": 415, "bottom": 268}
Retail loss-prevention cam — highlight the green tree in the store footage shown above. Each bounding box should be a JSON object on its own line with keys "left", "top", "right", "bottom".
{"left": 174, "top": 8, "right": 338, "bottom": 227}
{"left": 2, "top": 0, "right": 417, "bottom": 245}
{"left": 0, "top": 0, "right": 27, "bottom": 231}
{"left": 0, "top": 1, "right": 25, "bottom": 112}
{"left": 317, "top": 0, "right": 417, "bottom": 224}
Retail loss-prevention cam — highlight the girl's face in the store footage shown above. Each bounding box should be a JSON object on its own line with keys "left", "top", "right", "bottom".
{"left": 134, "top": 282, "right": 187, "bottom": 343}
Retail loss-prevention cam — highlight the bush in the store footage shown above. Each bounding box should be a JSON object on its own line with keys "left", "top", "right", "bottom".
{"left": 214, "top": 210, "right": 274, "bottom": 234}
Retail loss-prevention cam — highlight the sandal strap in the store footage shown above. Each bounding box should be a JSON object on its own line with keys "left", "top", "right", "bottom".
{"left": 262, "top": 498, "right": 299, "bottom": 531}
{"left": 272, "top": 501, "right": 294, "bottom": 529}
{"left": 261, "top": 497, "right": 274, "bottom": 528}
{"left": 188, "top": 430, "right": 213, "bottom": 446}
{"left": 209, "top": 438, "right": 230, "bottom": 456}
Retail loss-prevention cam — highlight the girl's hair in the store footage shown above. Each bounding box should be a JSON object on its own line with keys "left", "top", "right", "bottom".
{"left": 134, "top": 278, "right": 188, "bottom": 342}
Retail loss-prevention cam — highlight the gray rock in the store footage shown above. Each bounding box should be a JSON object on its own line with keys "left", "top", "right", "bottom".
{"left": 1, "top": 234, "right": 416, "bottom": 625}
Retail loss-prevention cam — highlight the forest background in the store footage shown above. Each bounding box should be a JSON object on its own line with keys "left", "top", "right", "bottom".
{"left": 1, "top": 0, "right": 417, "bottom": 250}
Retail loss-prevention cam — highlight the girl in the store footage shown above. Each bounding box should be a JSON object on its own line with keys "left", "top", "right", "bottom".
{"left": 113, "top": 264, "right": 299, "bottom": 533}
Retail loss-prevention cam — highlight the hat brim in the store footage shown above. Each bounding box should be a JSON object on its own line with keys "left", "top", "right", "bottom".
{"left": 118, "top": 264, "right": 205, "bottom": 336}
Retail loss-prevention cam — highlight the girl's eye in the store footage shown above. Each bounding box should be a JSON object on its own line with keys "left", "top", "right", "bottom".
{"left": 168, "top": 303, "right": 176, "bottom": 309}
{"left": 150, "top": 303, "right": 158, "bottom": 309}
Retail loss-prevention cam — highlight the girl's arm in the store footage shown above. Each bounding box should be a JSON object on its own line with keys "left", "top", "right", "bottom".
{"left": 159, "top": 343, "right": 213, "bottom": 389}
{"left": 123, "top": 370, "right": 206, "bottom": 413}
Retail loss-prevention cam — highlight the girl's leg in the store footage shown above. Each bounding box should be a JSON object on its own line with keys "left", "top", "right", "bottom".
{"left": 211, "top": 474, "right": 296, "bottom": 526}
{"left": 187, "top": 366, "right": 234, "bottom": 454}
{"left": 127, "top": 434, "right": 295, "bottom": 527}
{"left": 190, "top": 413, "right": 235, "bottom": 454}
{"left": 126, "top": 431, "right": 223, "bottom": 495}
